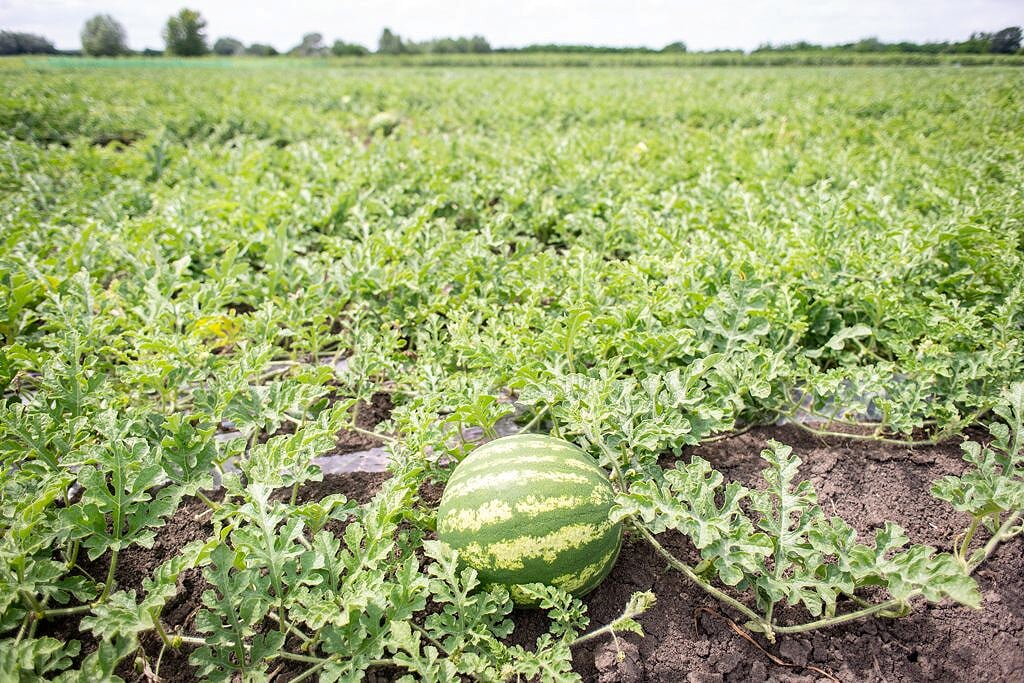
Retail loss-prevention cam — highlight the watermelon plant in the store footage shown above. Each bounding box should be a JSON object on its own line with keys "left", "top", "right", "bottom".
{"left": 1, "top": 60, "right": 1022, "bottom": 680}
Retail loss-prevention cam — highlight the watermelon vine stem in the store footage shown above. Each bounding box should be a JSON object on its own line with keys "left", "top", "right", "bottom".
{"left": 516, "top": 406, "right": 548, "bottom": 435}
{"left": 631, "top": 521, "right": 772, "bottom": 640}
{"left": 968, "top": 511, "right": 1021, "bottom": 573}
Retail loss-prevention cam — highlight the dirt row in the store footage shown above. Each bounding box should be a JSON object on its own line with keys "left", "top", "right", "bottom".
{"left": 42, "top": 425, "right": 1023, "bottom": 682}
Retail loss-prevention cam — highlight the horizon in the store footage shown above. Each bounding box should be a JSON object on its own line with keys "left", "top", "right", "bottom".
{"left": 1, "top": 1, "right": 1022, "bottom": 53}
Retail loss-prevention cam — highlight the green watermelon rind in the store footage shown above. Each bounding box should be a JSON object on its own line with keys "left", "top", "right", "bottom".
{"left": 437, "top": 434, "right": 622, "bottom": 605}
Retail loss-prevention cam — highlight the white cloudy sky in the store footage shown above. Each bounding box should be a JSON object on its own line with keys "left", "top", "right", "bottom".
{"left": 1, "top": 1, "right": 1021, "bottom": 52}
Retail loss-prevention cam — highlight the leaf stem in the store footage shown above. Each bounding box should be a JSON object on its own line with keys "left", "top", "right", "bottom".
{"left": 287, "top": 659, "right": 330, "bottom": 683}
{"left": 789, "top": 420, "right": 948, "bottom": 446}
{"left": 959, "top": 516, "right": 981, "bottom": 566}
{"left": 277, "top": 651, "right": 323, "bottom": 664}
{"left": 173, "top": 635, "right": 207, "bottom": 646}
{"left": 632, "top": 521, "right": 771, "bottom": 638}
{"left": 412, "top": 622, "right": 449, "bottom": 654}
{"left": 155, "top": 642, "right": 166, "bottom": 679}
{"left": 700, "top": 422, "right": 758, "bottom": 444}
{"left": 98, "top": 549, "right": 118, "bottom": 602}
{"left": 19, "top": 590, "right": 44, "bottom": 615}
{"left": 772, "top": 595, "right": 915, "bottom": 634}
{"left": 570, "top": 620, "right": 621, "bottom": 647}
{"left": 152, "top": 613, "right": 173, "bottom": 648}
{"left": 39, "top": 604, "right": 93, "bottom": 618}
{"left": 349, "top": 425, "right": 396, "bottom": 443}
{"left": 196, "top": 491, "right": 220, "bottom": 511}
{"left": 968, "top": 511, "right": 1021, "bottom": 574}
{"left": 591, "top": 435, "right": 626, "bottom": 491}
{"left": 284, "top": 654, "right": 400, "bottom": 683}
{"left": 14, "top": 612, "right": 30, "bottom": 645}
{"left": 65, "top": 540, "right": 80, "bottom": 570}
{"left": 517, "top": 406, "right": 549, "bottom": 435}
{"left": 266, "top": 611, "right": 314, "bottom": 645}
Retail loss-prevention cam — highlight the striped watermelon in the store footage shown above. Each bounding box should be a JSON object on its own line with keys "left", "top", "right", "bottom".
{"left": 437, "top": 434, "right": 622, "bottom": 604}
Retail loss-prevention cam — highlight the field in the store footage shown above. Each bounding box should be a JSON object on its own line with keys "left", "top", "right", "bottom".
{"left": 1, "top": 61, "right": 1023, "bottom": 682}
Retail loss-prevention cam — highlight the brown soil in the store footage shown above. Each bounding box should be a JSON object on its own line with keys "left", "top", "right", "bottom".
{"left": 331, "top": 392, "right": 394, "bottom": 454}
{"left": 561, "top": 425, "right": 1024, "bottom": 682}
{"left": 255, "top": 391, "right": 393, "bottom": 452}
{"left": 41, "top": 425, "right": 1024, "bottom": 682}
{"left": 36, "top": 492, "right": 223, "bottom": 681}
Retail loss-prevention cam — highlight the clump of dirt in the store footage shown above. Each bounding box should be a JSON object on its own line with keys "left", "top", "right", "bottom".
{"left": 273, "top": 470, "right": 393, "bottom": 506}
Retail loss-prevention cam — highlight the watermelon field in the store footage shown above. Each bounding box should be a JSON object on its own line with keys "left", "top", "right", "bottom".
{"left": 1, "top": 60, "right": 1023, "bottom": 681}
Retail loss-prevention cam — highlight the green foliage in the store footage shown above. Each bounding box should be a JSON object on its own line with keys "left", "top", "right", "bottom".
{"left": 419, "top": 540, "right": 514, "bottom": 677}
{"left": 1, "top": 62, "right": 1022, "bottom": 677}
{"left": 933, "top": 383, "right": 1024, "bottom": 566}
{"left": 934, "top": 383, "right": 1024, "bottom": 518}
{"left": 163, "top": 8, "right": 208, "bottom": 56}
{"left": 616, "top": 440, "right": 980, "bottom": 637}
{"left": 0, "top": 31, "right": 56, "bottom": 55}
{"left": 332, "top": 41, "right": 370, "bottom": 57}
{"left": 191, "top": 544, "right": 285, "bottom": 681}
{"left": 212, "top": 37, "right": 245, "bottom": 57}
{"left": 0, "top": 637, "right": 80, "bottom": 679}
{"left": 80, "top": 15, "right": 128, "bottom": 57}
{"left": 60, "top": 438, "right": 182, "bottom": 561}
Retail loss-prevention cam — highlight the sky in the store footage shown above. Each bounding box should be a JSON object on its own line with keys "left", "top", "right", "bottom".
{"left": 1, "top": 0, "right": 1022, "bottom": 52}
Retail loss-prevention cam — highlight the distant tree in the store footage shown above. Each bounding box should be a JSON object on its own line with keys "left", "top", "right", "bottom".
{"left": 213, "top": 36, "right": 245, "bottom": 55}
{"left": 951, "top": 32, "right": 992, "bottom": 54}
{"left": 394, "top": 34, "right": 491, "bottom": 54}
{"left": 141, "top": 47, "right": 163, "bottom": 57}
{"left": 81, "top": 14, "right": 128, "bottom": 56}
{"left": 331, "top": 40, "right": 369, "bottom": 56}
{"left": 163, "top": 8, "right": 208, "bottom": 56}
{"left": 289, "top": 32, "right": 326, "bottom": 56}
{"left": 378, "top": 28, "right": 405, "bottom": 54}
{"left": 754, "top": 40, "right": 823, "bottom": 53}
{"left": 990, "top": 26, "right": 1022, "bottom": 54}
{"left": 0, "top": 30, "right": 57, "bottom": 55}
{"left": 428, "top": 37, "right": 457, "bottom": 54}
{"left": 661, "top": 41, "right": 687, "bottom": 53}
{"left": 852, "top": 37, "right": 885, "bottom": 52}
{"left": 246, "top": 42, "right": 278, "bottom": 56}
{"left": 467, "top": 35, "right": 491, "bottom": 53}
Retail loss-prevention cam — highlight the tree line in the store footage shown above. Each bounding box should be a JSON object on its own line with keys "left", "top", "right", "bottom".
{"left": 754, "top": 28, "right": 1023, "bottom": 55}
{"left": 1, "top": 8, "right": 1021, "bottom": 57}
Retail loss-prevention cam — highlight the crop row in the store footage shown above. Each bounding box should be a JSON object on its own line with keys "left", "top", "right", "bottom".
{"left": 1, "top": 64, "right": 1022, "bottom": 680}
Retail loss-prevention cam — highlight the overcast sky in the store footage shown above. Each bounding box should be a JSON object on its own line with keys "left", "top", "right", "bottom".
{"left": 2, "top": 1, "right": 1022, "bottom": 52}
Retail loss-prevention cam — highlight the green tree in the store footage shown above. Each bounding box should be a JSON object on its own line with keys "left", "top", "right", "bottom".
{"left": 468, "top": 35, "right": 491, "bottom": 53}
{"left": 163, "top": 8, "right": 208, "bottom": 56}
{"left": 0, "top": 30, "right": 56, "bottom": 55}
{"left": 378, "top": 28, "right": 405, "bottom": 54}
{"left": 990, "top": 26, "right": 1022, "bottom": 54}
{"left": 246, "top": 43, "right": 278, "bottom": 56}
{"left": 81, "top": 14, "right": 128, "bottom": 56}
{"left": 213, "top": 37, "right": 245, "bottom": 56}
{"left": 952, "top": 32, "right": 993, "bottom": 54}
{"left": 288, "top": 33, "right": 326, "bottom": 56}
{"left": 661, "top": 41, "right": 687, "bottom": 53}
{"left": 331, "top": 40, "right": 369, "bottom": 56}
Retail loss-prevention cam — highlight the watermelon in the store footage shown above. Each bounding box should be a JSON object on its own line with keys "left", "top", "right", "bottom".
{"left": 437, "top": 433, "right": 622, "bottom": 604}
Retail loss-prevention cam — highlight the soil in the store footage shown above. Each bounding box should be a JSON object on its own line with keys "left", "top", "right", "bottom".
{"left": 560, "top": 425, "right": 1024, "bottom": 683}
{"left": 331, "top": 392, "right": 394, "bottom": 454}
{"left": 40, "top": 425, "right": 1023, "bottom": 682}
{"left": 254, "top": 391, "right": 393, "bottom": 452}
